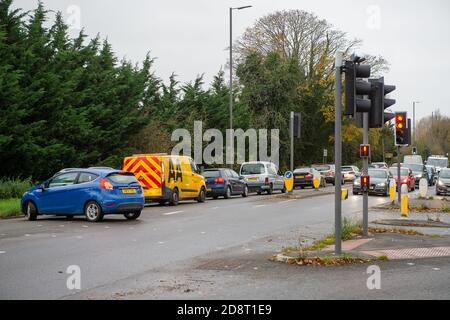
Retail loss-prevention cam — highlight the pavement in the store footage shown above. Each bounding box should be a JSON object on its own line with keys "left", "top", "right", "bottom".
{"left": 1, "top": 184, "right": 449, "bottom": 300}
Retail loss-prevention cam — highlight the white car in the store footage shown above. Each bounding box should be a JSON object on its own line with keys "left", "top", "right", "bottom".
{"left": 240, "top": 161, "right": 286, "bottom": 195}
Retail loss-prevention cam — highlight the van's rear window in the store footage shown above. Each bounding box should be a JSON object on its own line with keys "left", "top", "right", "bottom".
{"left": 241, "top": 164, "right": 265, "bottom": 175}
{"left": 107, "top": 173, "right": 138, "bottom": 184}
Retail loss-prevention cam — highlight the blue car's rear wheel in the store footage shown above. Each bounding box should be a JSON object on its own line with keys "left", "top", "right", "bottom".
{"left": 25, "top": 201, "right": 38, "bottom": 221}
{"left": 124, "top": 211, "right": 141, "bottom": 220}
{"left": 85, "top": 201, "right": 104, "bottom": 222}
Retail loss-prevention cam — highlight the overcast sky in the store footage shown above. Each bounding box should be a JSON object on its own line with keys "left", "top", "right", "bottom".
{"left": 14, "top": 0, "right": 450, "bottom": 120}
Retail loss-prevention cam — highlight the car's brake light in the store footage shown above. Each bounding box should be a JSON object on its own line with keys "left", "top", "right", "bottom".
{"left": 214, "top": 177, "right": 225, "bottom": 184}
{"left": 100, "top": 178, "right": 113, "bottom": 190}
{"left": 306, "top": 174, "right": 313, "bottom": 180}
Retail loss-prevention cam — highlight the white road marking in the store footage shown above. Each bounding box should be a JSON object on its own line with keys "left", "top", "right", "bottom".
{"left": 253, "top": 205, "right": 267, "bottom": 208}
{"left": 279, "top": 199, "right": 297, "bottom": 204}
{"left": 158, "top": 241, "right": 165, "bottom": 244}
{"left": 0, "top": 251, "right": 5, "bottom": 254}
{"left": 76, "top": 236, "right": 83, "bottom": 239}
{"left": 0, "top": 234, "right": 7, "bottom": 236}
{"left": 51, "top": 235, "right": 57, "bottom": 238}
{"left": 407, "top": 262, "right": 415, "bottom": 266}
{"left": 163, "top": 211, "right": 183, "bottom": 216}
{"left": 201, "top": 232, "right": 206, "bottom": 234}
{"left": 24, "top": 234, "right": 30, "bottom": 237}
{"left": 37, "top": 225, "right": 43, "bottom": 227}
{"left": 82, "top": 225, "right": 88, "bottom": 228}
{"left": 104, "top": 226, "right": 111, "bottom": 229}
{"left": 211, "top": 207, "right": 220, "bottom": 210}
{"left": 59, "top": 225, "right": 64, "bottom": 227}
{"left": 432, "top": 268, "right": 440, "bottom": 271}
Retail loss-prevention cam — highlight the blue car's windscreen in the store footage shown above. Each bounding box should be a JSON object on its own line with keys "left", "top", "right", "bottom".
{"left": 107, "top": 173, "right": 138, "bottom": 184}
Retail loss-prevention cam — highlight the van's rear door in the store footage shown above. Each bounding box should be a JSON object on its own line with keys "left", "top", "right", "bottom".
{"left": 123, "top": 155, "right": 163, "bottom": 198}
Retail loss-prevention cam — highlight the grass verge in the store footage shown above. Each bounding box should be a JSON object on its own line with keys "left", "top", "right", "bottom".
{"left": 0, "top": 198, "right": 22, "bottom": 218}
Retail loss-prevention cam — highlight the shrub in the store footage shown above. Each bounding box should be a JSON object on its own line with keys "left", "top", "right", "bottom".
{"left": 0, "top": 178, "right": 33, "bottom": 199}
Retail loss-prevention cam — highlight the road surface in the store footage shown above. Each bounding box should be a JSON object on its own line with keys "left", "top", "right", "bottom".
{"left": 0, "top": 186, "right": 448, "bottom": 299}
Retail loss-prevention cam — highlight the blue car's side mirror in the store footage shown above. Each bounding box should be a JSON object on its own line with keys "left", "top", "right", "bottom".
{"left": 40, "top": 184, "right": 46, "bottom": 191}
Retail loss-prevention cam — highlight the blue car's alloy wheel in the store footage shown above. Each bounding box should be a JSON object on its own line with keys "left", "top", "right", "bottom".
{"left": 85, "top": 201, "right": 103, "bottom": 222}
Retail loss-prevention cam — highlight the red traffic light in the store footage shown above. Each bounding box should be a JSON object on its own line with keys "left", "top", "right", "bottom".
{"left": 361, "top": 175, "right": 370, "bottom": 193}
{"left": 359, "top": 144, "right": 370, "bottom": 158}
{"left": 395, "top": 112, "right": 408, "bottom": 146}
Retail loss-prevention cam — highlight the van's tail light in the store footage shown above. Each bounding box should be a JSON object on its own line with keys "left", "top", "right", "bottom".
{"left": 214, "top": 177, "right": 225, "bottom": 184}
{"left": 100, "top": 178, "right": 113, "bottom": 190}
{"left": 161, "top": 162, "right": 165, "bottom": 185}
{"left": 265, "top": 177, "right": 269, "bottom": 185}
{"left": 306, "top": 174, "right": 313, "bottom": 180}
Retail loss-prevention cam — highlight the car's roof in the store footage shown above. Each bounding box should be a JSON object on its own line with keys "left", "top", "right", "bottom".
{"left": 241, "top": 161, "right": 273, "bottom": 165}
{"left": 56, "top": 167, "right": 121, "bottom": 175}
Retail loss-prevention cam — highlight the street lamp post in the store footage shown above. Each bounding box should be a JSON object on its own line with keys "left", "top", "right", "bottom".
{"left": 412, "top": 101, "right": 421, "bottom": 146}
{"left": 229, "top": 6, "right": 252, "bottom": 167}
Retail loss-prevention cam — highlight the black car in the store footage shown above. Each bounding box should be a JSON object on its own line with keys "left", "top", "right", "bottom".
{"left": 353, "top": 168, "right": 392, "bottom": 196}
{"left": 425, "top": 165, "right": 437, "bottom": 186}
{"left": 293, "top": 168, "right": 325, "bottom": 189}
{"left": 203, "top": 168, "right": 249, "bottom": 199}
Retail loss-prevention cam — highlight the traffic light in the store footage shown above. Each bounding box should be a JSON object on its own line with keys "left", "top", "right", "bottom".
{"left": 368, "top": 77, "right": 396, "bottom": 128}
{"left": 361, "top": 175, "right": 370, "bottom": 193}
{"left": 360, "top": 144, "right": 371, "bottom": 158}
{"left": 395, "top": 112, "right": 408, "bottom": 146}
{"left": 344, "top": 59, "right": 372, "bottom": 117}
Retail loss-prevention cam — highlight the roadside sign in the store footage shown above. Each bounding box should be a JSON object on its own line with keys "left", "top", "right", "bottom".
{"left": 284, "top": 171, "right": 294, "bottom": 193}
{"left": 323, "top": 149, "right": 328, "bottom": 157}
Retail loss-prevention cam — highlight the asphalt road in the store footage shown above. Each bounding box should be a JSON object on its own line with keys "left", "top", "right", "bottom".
{"left": 0, "top": 185, "right": 447, "bottom": 299}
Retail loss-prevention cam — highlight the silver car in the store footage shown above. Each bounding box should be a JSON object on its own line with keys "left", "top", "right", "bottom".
{"left": 240, "top": 161, "right": 286, "bottom": 195}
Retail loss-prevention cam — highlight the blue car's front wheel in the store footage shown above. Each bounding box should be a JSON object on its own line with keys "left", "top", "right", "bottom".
{"left": 25, "top": 201, "right": 38, "bottom": 221}
{"left": 85, "top": 201, "right": 104, "bottom": 222}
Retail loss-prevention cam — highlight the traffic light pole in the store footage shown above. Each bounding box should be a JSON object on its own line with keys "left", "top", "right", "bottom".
{"left": 397, "top": 146, "right": 401, "bottom": 204}
{"left": 363, "top": 113, "right": 369, "bottom": 237}
{"left": 290, "top": 111, "right": 294, "bottom": 173}
{"left": 334, "top": 51, "right": 343, "bottom": 255}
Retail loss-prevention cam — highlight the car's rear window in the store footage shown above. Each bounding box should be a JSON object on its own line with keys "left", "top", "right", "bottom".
{"left": 313, "top": 165, "right": 330, "bottom": 172}
{"left": 294, "top": 168, "right": 311, "bottom": 174}
{"left": 342, "top": 167, "right": 353, "bottom": 172}
{"left": 241, "top": 164, "right": 265, "bottom": 175}
{"left": 203, "top": 170, "right": 221, "bottom": 178}
{"left": 107, "top": 172, "right": 139, "bottom": 184}
{"left": 390, "top": 168, "right": 409, "bottom": 176}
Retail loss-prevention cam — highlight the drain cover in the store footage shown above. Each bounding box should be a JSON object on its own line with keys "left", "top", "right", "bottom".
{"left": 196, "top": 259, "right": 248, "bottom": 271}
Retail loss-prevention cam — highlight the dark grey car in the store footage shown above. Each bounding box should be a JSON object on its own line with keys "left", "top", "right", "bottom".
{"left": 436, "top": 169, "right": 450, "bottom": 196}
{"left": 353, "top": 168, "right": 392, "bottom": 196}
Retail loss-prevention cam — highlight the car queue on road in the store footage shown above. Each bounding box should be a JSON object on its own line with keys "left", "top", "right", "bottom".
{"left": 20, "top": 152, "right": 449, "bottom": 223}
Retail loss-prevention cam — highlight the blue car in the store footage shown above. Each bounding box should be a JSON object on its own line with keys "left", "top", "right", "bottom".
{"left": 21, "top": 168, "right": 145, "bottom": 222}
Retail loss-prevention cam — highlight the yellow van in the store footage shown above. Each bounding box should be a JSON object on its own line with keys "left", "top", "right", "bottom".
{"left": 123, "top": 154, "right": 206, "bottom": 206}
